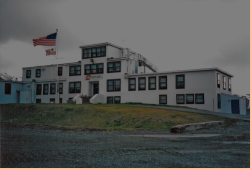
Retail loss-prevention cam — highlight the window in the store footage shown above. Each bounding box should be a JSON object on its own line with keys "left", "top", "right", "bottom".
{"left": 176, "top": 75, "right": 185, "bottom": 89}
{"left": 176, "top": 94, "right": 185, "bottom": 104}
{"left": 36, "top": 84, "right": 42, "bottom": 95}
{"left": 107, "top": 79, "right": 121, "bottom": 92}
{"left": 50, "top": 83, "right": 56, "bottom": 94}
{"left": 69, "top": 65, "right": 81, "bottom": 76}
{"left": 217, "top": 73, "right": 220, "bottom": 88}
{"left": 59, "top": 98, "right": 62, "bottom": 103}
{"left": 82, "top": 46, "right": 106, "bottom": 59}
{"left": 228, "top": 78, "right": 231, "bottom": 91}
{"left": 186, "top": 94, "right": 194, "bottom": 104}
{"left": 138, "top": 77, "right": 146, "bottom": 90}
{"left": 114, "top": 96, "right": 121, "bottom": 104}
{"left": 148, "top": 77, "right": 156, "bottom": 90}
{"left": 128, "top": 78, "right": 136, "bottom": 91}
{"left": 159, "top": 95, "right": 167, "bottom": 104}
{"left": 195, "top": 94, "right": 204, "bottom": 104}
{"left": 59, "top": 83, "right": 63, "bottom": 94}
{"left": 5, "top": 83, "right": 11, "bottom": 94}
{"left": 43, "top": 84, "right": 49, "bottom": 95}
{"left": 107, "top": 97, "right": 113, "bottom": 104}
{"left": 84, "top": 63, "right": 103, "bottom": 74}
{"left": 107, "top": 62, "right": 121, "bottom": 73}
{"left": 50, "top": 98, "right": 55, "bottom": 103}
{"left": 159, "top": 76, "right": 167, "bottom": 89}
{"left": 36, "top": 99, "right": 41, "bottom": 103}
{"left": 26, "top": 70, "right": 31, "bottom": 78}
{"left": 217, "top": 94, "right": 221, "bottom": 109}
{"left": 223, "top": 76, "right": 226, "bottom": 90}
{"left": 58, "top": 67, "right": 62, "bottom": 76}
{"left": 69, "top": 82, "right": 81, "bottom": 93}
{"left": 36, "top": 69, "right": 41, "bottom": 78}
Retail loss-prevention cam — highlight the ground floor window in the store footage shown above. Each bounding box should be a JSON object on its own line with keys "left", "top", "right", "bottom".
{"left": 69, "top": 82, "right": 81, "bottom": 93}
{"left": 176, "top": 94, "right": 185, "bottom": 104}
{"left": 59, "top": 83, "right": 63, "bottom": 94}
{"left": 50, "top": 98, "right": 55, "bottom": 103}
{"left": 217, "top": 94, "right": 221, "bottom": 109}
{"left": 159, "top": 95, "right": 167, "bottom": 104}
{"left": 5, "top": 83, "right": 11, "bottom": 94}
{"left": 114, "top": 96, "right": 121, "bottom": 104}
{"left": 186, "top": 94, "right": 194, "bottom": 104}
{"left": 36, "top": 84, "right": 42, "bottom": 95}
{"left": 107, "top": 97, "right": 113, "bottom": 104}
{"left": 195, "top": 94, "right": 204, "bottom": 104}
{"left": 36, "top": 99, "right": 41, "bottom": 103}
{"left": 43, "top": 84, "right": 48, "bottom": 95}
{"left": 107, "top": 79, "right": 121, "bottom": 92}
{"left": 50, "top": 83, "right": 56, "bottom": 94}
{"left": 129, "top": 78, "right": 136, "bottom": 91}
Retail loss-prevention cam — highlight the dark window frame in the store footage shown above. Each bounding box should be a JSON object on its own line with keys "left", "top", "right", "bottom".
{"left": 228, "top": 78, "right": 231, "bottom": 91}
{"left": 114, "top": 96, "right": 121, "bottom": 104}
{"left": 50, "top": 83, "right": 56, "bottom": 94}
{"left": 107, "top": 79, "right": 121, "bottom": 92}
{"left": 159, "top": 95, "right": 167, "bottom": 104}
{"left": 148, "top": 77, "right": 156, "bottom": 90}
{"left": 176, "top": 74, "right": 185, "bottom": 89}
{"left": 36, "top": 99, "right": 41, "bottom": 103}
{"left": 217, "top": 93, "right": 221, "bottom": 109}
{"left": 26, "top": 70, "right": 31, "bottom": 78}
{"left": 107, "top": 61, "right": 121, "bottom": 73}
{"left": 176, "top": 94, "right": 185, "bottom": 104}
{"left": 186, "top": 94, "right": 194, "bottom": 104}
{"left": 36, "top": 69, "right": 41, "bottom": 78}
{"left": 58, "top": 67, "right": 63, "bottom": 76}
{"left": 69, "top": 81, "right": 81, "bottom": 93}
{"left": 128, "top": 78, "right": 136, "bottom": 91}
{"left": 195, "top": 93, "right": 204, "bottom": 104}
{"left": 69, "top": 65, "right": 81, "bottom": 76}
{"left": 217, "top": 73, "right": 220, "bottom": 88}
{"left": 59, "top": 98, "right": 62, "bottom": 103}
{"left": 107, "top": 97, "right": 113, "bottom": 104}
{"left": 84, "top": 63, "right": 104, "bottom": 75}
{"left": 223, "top": 76, "right": 226, "bottom": 90}
{"left": 159, "top": 76, "right": 167, "bottom": 90}
{"left": 43, "top": 84, "right": 49, "bottom": 95}
{"left": 5, "top": 83, "right": 11, "bottom": 95}
{"left": 36, "top": 84, "right": 42, "bottom": 95}
{"left": 82, "top": 46, "right": 106, "bottom": 59}
{"left": 59, "top": 83, "right": 63, "bottom": 94}
{"left": 50, "top": 98, "right": 55, "bottom": 103}
{"left": 138, "top": 77, "right": 146, "bottom": 90}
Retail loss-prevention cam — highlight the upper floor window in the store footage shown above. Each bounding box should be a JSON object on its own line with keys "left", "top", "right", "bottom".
{"left": 217, "top": 73, "right": 220, "bottom": 88}
{"left": 58, "top": 67, "right": 62, "bottom": 76}
{"left": 128, "top": 78, "right": 136, "bottom": 91}
{"left": 176, "top": 94, "right": 185, "bottom": 104}
{"left": 107, "top": 79, "right": 121, "bottom": 92}
{"left": 217, "top": 94, "right": 221, "bottom": 109}
{"left": 26, "top": 70, "right": 31, "bottom": 78}
{"left": 195, "top": 94, "right": 204, "bottom": 104}
{"left": 228, "top": 78, "right": 231, "bottom": 91}
{"left": 69, "top": 65, "right": 81, "bottom": 76}
{"left": 223, "top": 76, "right": 226, "bottom": 90}
{"left": 43, "top": 84, "right": 48, "bottom": 95}
{"left": 59, "top": 83, "right": 63, "bottom": 94}
{"left": 84, "top": 63, "right": 103, "bottom": 74}
{"left": 176, "top": 75, "right": 185, "bottom": 89}
{"left": 82, "top": 46, "right": 106, "bottom": 59}
{"left": 36, "top": 69, "right": 41, "bottom": 78}
{"left": 107, "top": 62, "right": 121, "bottom": 73}
{"left": 138, "top": 77, "right": 146, "bottom": 90}
{"left": 159, "top": 76, "right": 167, "bottom": 89}
{"left": 36, "top": 84, "right": 42, "bottom": 95}
{"left": 50, "top": 83, "right": 56, "bottom": 94}
{"left": 159, "top": 95, "right": 167, "bottom": 104}
{"left": 148, "top": 77, "right": 156, "bottom": 90}
{"left": 5, "top": 83, "right": 11, "bottom": 94}
{"left": 69, "top": 82, "right": 81, "bottom": 93}
{"left": 186, "top": 94, "right": 194, "bottom": 104}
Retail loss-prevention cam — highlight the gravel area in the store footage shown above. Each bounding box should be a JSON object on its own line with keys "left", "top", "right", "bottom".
{"left": 1, "top": 122, "right": 250, "bottom": 168}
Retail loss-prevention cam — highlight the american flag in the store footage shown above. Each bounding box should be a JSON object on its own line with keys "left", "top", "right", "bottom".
{"left": 45, "top": 48, "right": 56, "bottom": 56}
{"left": 33, "top": 33, "right": 57, "bottom": 47}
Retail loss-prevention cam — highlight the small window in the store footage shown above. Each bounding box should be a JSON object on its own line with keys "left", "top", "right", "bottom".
{"left": 58, "top": 67, "right": 63, "bottom": 76}
{"left": 107, "top": 62, "right": 121, "bottom": 73}
{"left": 69, "top": 82, "right": 81, "bottom": 93}
{"left": 69, "top": 65, "right": 81, "bottom": 76}
{"left": 101, "top": 47, "right": 106, "bottom": 56}
{"left": 59, "top": 83, "right": 63, "bottom": 94}
{"left": 107, "top": 79, "right": 121, "bottom": 92}
{"left": 176, "top": 94, "right": 185, "bottom": 104}
{"left": 36, "top": 69, "right": 41, "bottom": 78}
{"left": 59, "top": 98, "right": 62, "bottom": 103}
{"left": 50, "top": 98, "right": 55, "bottom": 103}
{"left": 217, "top": 73, "right": 220, "bottom": 88}
{"left": 228, "top": 78, "right": 231, "bottom": 91}
{"left": 82, "top": 47, "right": 106, "bottom": 59}
{"left": 159, "top": 76, "right": 167, "bottom": 89}
{"left": 176, "top": 75, "right": 185, "bottom": 89}
{"left": 217, "top": 94, "right": 221, "bottom": 109}
{"left": 223, "top": 76, "right": 226, "bottom": 90}
{"left": 186, "top": 94, "right": 194, "bottom": 104}
{"left": 26, "top": 70, "right": 31, "bottom": 78}
{"left": 36, "top": 84, "right": 42, "bottom": 95}
{"left": 107, "top": 97, "right": 113, "bottom": 104}
{"left": 138, "top": 77, "right": 146, "bottom": 90}
{"left": 85, "top": 63, "right": 103, "bottom": 74}
{"left": 159, "top": 95, "right": 167, "bottom": 104}
{"left": 114, "top": 96, "right": 121, "bottom": 104}
{"left": 50, "top": 83, "right": 56, "bottom": 94}
{"left": 129, "top": 78, "right": 136, "bottom": 91}
{"left": 5, "top": 83, "right": 11, "bottom": 94}
{"left": 148, "top": 77, "right": 156, "bottom": 90}
{"left": 195, "top": 94, "right": 204, "bottom": 104}
{"left": 36, "top": 99, "right": 41, "bottom": 103}
{"left": 43, "top": 84, "right": 49, "bottom": 95}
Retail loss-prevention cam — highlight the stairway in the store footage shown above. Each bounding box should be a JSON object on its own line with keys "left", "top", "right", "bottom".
{"left": 82, "top": 96, "right": 92, "bottom": 104}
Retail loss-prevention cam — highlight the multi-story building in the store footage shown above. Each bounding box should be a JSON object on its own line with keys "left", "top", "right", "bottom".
{"left": 0, "top": 42, "right": 247, "bottom": 115}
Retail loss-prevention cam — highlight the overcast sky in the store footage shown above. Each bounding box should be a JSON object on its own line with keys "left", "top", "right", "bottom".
{"left": 0, "top": 0, "right": 249, "bottom": 96}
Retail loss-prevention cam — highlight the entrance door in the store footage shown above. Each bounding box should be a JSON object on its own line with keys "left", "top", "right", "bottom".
{"left": 231, "top": 100, "right": 240, "bottom": 114}
{"left": 17, "top": 91, "right": 20, "bottom": 103}
{"left": 93, "top": 83, "right": 99, "bottom": 95}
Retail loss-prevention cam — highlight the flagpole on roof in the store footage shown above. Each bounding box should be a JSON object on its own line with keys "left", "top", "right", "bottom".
{"left": 56, "top": 29, "right": 59, "bottom": 104}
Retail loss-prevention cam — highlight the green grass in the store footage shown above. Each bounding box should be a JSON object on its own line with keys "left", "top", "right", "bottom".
{"left": 0, "top": 104, "right": 237, "bottom": 131}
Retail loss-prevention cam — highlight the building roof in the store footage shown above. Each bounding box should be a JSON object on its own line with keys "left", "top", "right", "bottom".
{"left": 128, "top": 67, "right": 234, "bottom": 77}
{"left": 22, "top": 61, "right": 81, "bottom": 69}
{"left": 79, "top": 42, "right": 123, "bottom": 50}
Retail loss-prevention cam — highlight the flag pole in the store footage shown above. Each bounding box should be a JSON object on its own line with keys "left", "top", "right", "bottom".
{"left": 56, "top": 29, "right": 59, "bottom": 104}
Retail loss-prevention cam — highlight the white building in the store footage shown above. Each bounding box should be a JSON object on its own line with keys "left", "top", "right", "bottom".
{"left": 0, "top": 42, "right": 248, "bottom": 115}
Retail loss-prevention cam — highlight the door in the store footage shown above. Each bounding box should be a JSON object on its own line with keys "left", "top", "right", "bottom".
{"left": 231, "top": 100, "right": 240, "bottom": 114}
{"left": 17, "top": 91, "right": 20, "bottom": 103}
{"left": 93, "top": 83, "right": 99, "bottom": 95}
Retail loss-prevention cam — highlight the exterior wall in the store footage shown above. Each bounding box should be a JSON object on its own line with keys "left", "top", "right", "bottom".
{"left": 221, "top": 93, "right": 247, "bottom": 115}
{"left": 0, "top": 81, "right": 23, "bottom": 103}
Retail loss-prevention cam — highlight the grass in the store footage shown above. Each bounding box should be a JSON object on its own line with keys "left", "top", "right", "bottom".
{"left": 0, "top": 104, "right": 238, "bottom": 131}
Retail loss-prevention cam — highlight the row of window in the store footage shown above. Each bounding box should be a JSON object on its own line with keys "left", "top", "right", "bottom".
{"left": 176, "top": 94, "right": 204, "bottom": 104}
{"left": 36, "top": 82, "right": 80, "bottom": 95}
{"left": 106, "top": 95, "right": 168, "bottom": 104}
{"left": 82, "top": 46, "right": 106, "bottom": 59}
{"left": 217, "top": 73, "right": 231, "bottom": 91}
{"left": 36, "top": 98, "right": 62, "bottom": 103}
